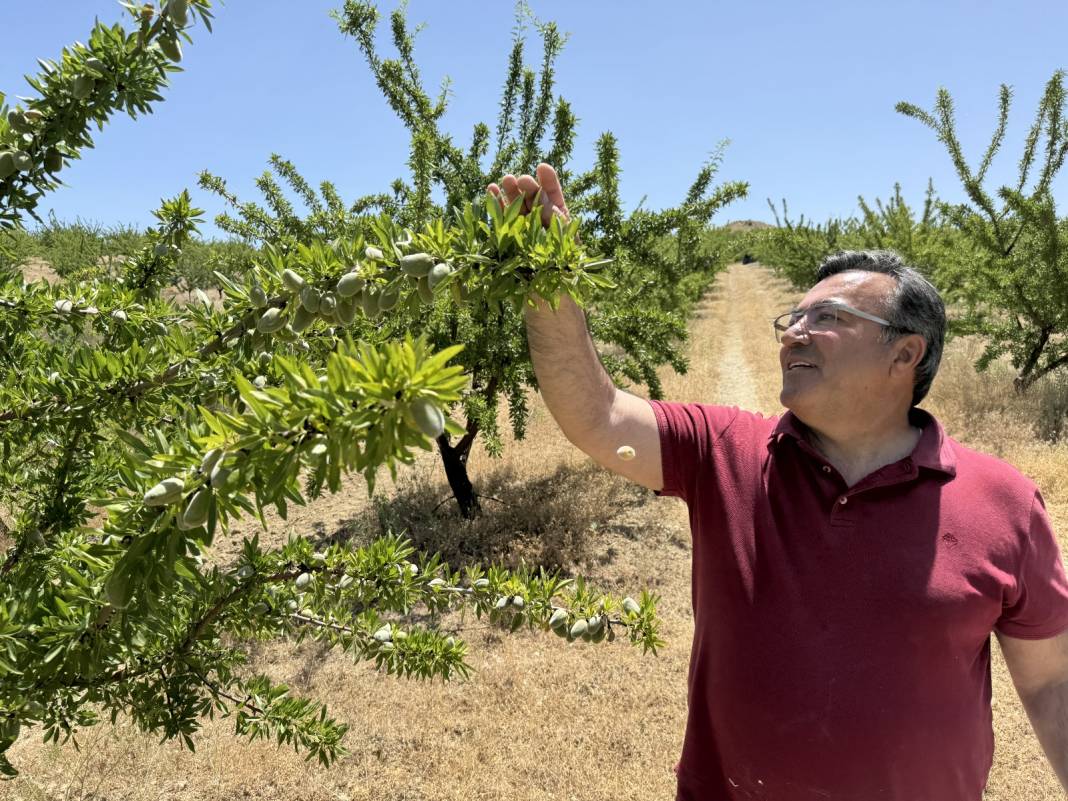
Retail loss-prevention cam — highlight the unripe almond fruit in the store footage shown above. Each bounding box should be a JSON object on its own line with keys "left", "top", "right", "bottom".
{"left": 417, "top": 276, "right": 433, "bottom": 303}
{"left": 410, "top": 398, "right": 445, "bottom": 438}
{"left": 143, "top": 477, "right": 184, "bottom": 507}
{"left": 617, "top": 445, "right": 636, "bottom": 460}
{"left": 209, "top": 463, "right": 231, "bottom": 489}
{"left": 364, "top": 246, "right": 384, "bottom": 262}
{"left": 256, "top": 307, "right": 286, "bottom": 333}
{"left": 44, "top": 150, "right": 63, "bottom": 173}
{"left": 373, "top": 624, "right": 392, "bottom": 643}
{"left": 158, "top": 34, "right": 182, "bottom": 62}
{"left": 295, "top": 572, "right": 312, "bottom": 590}
{"left": 199, "top": 448, "right": 224, "bottom": 475}
{"left": 335, "top": 297, "right": 357, "bottom": 325}
{"left": 0, "top": 152, "right": 15, "bottom": 180}
{"left": 622, "top": 597, "right": 641, "bottom": 615}
{"left": 319, "top": 292, "right": 337, "bottom": 315}
{"left": 290, "top": 304, "right": 315, "bottom": 333}
{"left": 178, "top": 488, "right": 210, "bottom": 529}
{"left": 399, "top": 252, "right": 434, "bottom": 277}
{"left": 105, "top": 571, "right": 133, "bottom": 609}
{"left": 336, "top": 272, "right": 364, "bottom": 297}
{"left": 300, "top": 285, "right": 321, "bottom": 313}
{"left": 166, "top": 0, "right": 189, "bottom": 27}
{"left": 281, "top": 269, "right": 305, "bottom": 292}
{"left": 427, "top": 262, "right": 452, "bottom": 290}
{"left": 360, "top": 290, "right": 379, "bottom": 318}
{"left": 249, "top": 285, "right": 268, "bottom": 308}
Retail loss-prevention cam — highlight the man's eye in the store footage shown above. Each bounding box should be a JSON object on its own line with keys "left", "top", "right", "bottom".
{"left": 816, "top": 311, "right": 836, "bottom": 322}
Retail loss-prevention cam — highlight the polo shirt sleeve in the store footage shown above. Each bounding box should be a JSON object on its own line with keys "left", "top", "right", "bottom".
{"left": 995, "top": 490, "right": 1068, "bottom": 639}
{"left": 649, "top": 400, "right": 741, "bottom": 503}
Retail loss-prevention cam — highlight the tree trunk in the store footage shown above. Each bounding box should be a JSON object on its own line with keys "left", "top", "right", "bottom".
{"left": 1014, "top": 325, "right": 1054, "bottom": 394}
{"left": 436, "top": 428, "right": 481, "bottom": 519}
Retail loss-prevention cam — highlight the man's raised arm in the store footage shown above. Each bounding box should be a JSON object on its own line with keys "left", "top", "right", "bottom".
{"left": 488, "top": 164, "right": 663, "bottom": 492}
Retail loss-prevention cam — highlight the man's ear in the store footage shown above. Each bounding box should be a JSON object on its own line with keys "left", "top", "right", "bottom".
{"left": 891, "top": 333, "right": 927, "bottom": 375}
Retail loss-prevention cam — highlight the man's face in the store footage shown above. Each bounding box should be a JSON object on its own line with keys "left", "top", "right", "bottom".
{"left": 779, "top": 271, "right": 904, "bottom": 426}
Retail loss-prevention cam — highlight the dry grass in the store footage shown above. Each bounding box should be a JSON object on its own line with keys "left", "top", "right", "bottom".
{"left": 6, "top": 263, "right": 1067, "bottom": 799}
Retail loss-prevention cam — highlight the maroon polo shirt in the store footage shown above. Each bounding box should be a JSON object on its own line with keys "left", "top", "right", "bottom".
{"left": 650, "top": 401, "right": 1068, "bottom": 801}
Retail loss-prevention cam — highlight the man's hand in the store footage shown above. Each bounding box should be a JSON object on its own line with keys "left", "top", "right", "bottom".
{"left": 487, "top": 163, "right": 569, "bottom": 228}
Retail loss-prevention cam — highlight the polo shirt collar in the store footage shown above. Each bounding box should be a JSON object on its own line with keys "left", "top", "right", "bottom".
{"left": 767, "top": 407, "right": 957, "bottom": 477}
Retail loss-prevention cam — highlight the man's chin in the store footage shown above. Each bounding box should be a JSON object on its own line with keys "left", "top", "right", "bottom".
{"left": 780, "top": 388, "right": 813, "bottom": 420}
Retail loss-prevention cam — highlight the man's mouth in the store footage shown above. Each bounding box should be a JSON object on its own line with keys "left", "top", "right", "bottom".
{"left": 787, "top": 362, "right": 817, "bottom": 371}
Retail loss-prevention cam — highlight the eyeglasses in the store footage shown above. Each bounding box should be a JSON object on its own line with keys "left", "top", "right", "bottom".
{"left": 773, "top": 301, "right": 894, "bottom": 342}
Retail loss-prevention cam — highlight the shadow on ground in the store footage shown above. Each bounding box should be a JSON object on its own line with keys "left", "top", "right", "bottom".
{"left": 316, "top": 460, "right": 646, "bottom": 574}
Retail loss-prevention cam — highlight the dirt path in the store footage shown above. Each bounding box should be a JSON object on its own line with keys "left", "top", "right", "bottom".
{"left": 6, "top": 263, "right": 1063, "bottom": 800}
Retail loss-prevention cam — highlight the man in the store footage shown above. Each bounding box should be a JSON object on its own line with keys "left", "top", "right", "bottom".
{"left": 488, "top": 164, "right": 1068, "bottom": 801}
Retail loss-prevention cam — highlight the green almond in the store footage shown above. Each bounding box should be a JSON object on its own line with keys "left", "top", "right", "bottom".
{"left": 0, "top": 152, "right": 15, "bottom": 180}
{"left": 44, "top": 150, "right": 63, "bottom": 173}
{"left": 417, "top": 276, "right": 433, "bottom": 304}
{"left": 336, "top": 272, "right": 365, "bottom": 297}
{"left": 281, "top": 269, "right": 305, "bottom": 292}
{"left": 335, "top": 297, "right": 357, "bottom": 325}
{"left": 167, "top": 0, "right": 190, "bottom": 27}
{"left": 427, "top": 262, "right": 453, "bottom": 290}
{"left": 158, "top": 34, "right": 182, "bottom": 62}
{"left": 300, "top": 285, "right": 321, "bottom": 313}
{"left": 256, "top": 307, "right": 286, "bottom": 333}
{"left": 377, "top": 289, "right": 399, "bottom": 311}
{"left": 410, "top": 398, "right": 445, "bottom": 438}
{"left": 249, "top": 285, "right": 268, "bottom": 308}
{"left": 291, "top": 305, "right": 316, "bottom": 332}
{"left": 178, "top": 488, "right": 210, "bottom": 530}
{"left": 144, "top": 477, "right": 184, "bottom": 507}
{"left": 399, "top": 252, "right": 434, "bottom": 277}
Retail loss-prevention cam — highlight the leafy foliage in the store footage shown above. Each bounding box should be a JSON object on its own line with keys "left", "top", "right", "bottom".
{"left": 0, "top": 0, "right": 213, "bottom": 232}
{"left": 897, "top": 71, "right": 1068, "bottom": 390}
{"left": 0, "top": 2, "right": 675, "bottom": 773}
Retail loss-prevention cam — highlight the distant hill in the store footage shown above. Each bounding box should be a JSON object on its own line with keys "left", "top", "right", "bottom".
{"left": 722, "top": 220, "right": 775, "bottom": 231}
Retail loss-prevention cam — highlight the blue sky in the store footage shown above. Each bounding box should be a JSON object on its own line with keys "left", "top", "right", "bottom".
{"left": 4, "top": 0, "right": 1068, "bottom": 238}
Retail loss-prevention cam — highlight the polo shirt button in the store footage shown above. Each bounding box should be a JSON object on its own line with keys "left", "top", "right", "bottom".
{"left": 838, "top": 496, "right": 848, "bottom": 505}
{"left": 822, "top": 465, "right": 832, "bottom": 474}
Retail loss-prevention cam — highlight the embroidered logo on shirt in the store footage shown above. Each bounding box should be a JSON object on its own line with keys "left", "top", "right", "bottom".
{"left": 941, "top": 532, "right": 959, "bottom": 546}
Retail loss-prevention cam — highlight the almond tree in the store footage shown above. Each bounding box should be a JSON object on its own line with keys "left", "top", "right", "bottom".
{"left": 897, "top": 71, "right": 1068, "bottom": 390}
{"left": 202, "top": 0, "right": 747, "bottom": 519}
{"left": 0, "top": 2, "right": 664, "bottom": 778}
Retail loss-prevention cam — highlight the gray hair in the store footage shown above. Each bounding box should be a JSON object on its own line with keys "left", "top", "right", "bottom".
{"left": 815, "top": 250, "right": 945, "bottom": 407}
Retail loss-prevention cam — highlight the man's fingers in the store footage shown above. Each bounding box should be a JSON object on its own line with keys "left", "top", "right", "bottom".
{"left": 487, "top": 184, "right": 504, "bottom": 211}
{"left": 516, "top": 174, "right": 540, "bottom": 213}
{"left": 500, "top": 174, "right": 521, "bottom": 205}
{"left": 536, "top": 163, "right": 568, "bottom": 216}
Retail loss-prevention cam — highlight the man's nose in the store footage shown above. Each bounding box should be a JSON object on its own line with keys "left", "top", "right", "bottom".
{"left": 779, "top": 322, "right": 811, "bottom": 345}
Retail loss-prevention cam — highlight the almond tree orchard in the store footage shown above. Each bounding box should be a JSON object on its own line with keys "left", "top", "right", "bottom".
{"left": 751, "top": 72, "right": 1068, "bottom": 397}
{"left": 0, "top": 1, "right": 684, "bottom": 778}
